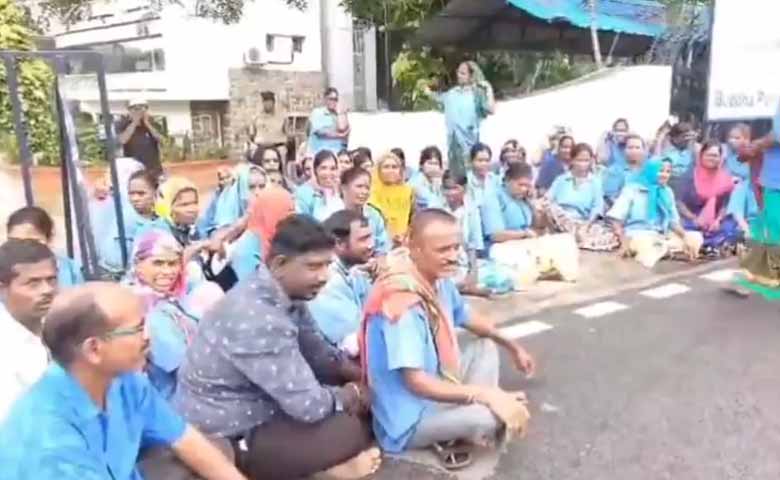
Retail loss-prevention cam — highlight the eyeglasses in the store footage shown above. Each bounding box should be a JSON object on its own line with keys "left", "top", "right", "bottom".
{"left": 102, "top": 321, "right": 146, "bottom": 340}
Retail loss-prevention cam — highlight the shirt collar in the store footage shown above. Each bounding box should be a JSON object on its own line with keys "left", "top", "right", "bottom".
{"left": 44, "top": 363, "right": 103, "bottom": 421}
{"left": 253, "top": 265, "right": 294, "bottom": 311}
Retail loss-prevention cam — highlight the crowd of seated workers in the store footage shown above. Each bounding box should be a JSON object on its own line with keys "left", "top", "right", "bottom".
{"left": 0, "top": 113, "right": 763, "bottom": 479}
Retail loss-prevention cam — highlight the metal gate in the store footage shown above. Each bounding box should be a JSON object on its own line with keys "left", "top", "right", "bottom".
{"left": 1, "top": 50, "right": 128, "bottom": 277}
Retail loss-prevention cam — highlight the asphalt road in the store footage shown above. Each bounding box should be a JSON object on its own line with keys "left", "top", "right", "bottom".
{"left": 496, "top": 273, "right": 780, "bottom": 480}
{"left": 380, "top": 270, "right": 780, "bottom": 480}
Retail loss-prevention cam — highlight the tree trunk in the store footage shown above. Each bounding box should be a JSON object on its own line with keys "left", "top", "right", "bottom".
{"left": 589, "top": 0, "right": 604, "bottom": 69}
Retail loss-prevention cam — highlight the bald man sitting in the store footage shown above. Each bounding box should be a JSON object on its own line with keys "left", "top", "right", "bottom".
{"left": 362, "top": 209, "right": 536, "bottom": 469}
{"left": 0, "top": 283, "right": 245, "bottom": 480}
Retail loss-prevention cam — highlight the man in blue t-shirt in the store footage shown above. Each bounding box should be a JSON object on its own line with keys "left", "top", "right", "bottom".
{"left": 0, "top": 283, "right": 245, "bottom": 480}
{"left": 364, "top": 209, "right": 536, "bottom": 465}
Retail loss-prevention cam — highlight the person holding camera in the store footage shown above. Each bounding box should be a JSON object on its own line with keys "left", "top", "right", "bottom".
{"left": 117, "top": 98, "right": 163, "bottom": 179}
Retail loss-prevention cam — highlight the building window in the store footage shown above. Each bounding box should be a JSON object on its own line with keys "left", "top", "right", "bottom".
{"left": 292, "top": 36, "right": 304, "bottom": 53}
{"left": 65, "top": 39, "right": 167, "bottom": 74}
{"left": 266, "top": 34, "right": 275, "bottom": 52}
{"left": 193, "top": 114, "right": 214, "bottom": 138}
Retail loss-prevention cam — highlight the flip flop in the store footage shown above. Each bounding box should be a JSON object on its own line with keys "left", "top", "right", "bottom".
{"left": 431, "top": 441, "right": 473, "bottom": 471}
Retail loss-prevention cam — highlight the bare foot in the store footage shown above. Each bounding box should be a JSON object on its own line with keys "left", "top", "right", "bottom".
{"left": 317, "top": 447, "right": 382, "bottom": 480}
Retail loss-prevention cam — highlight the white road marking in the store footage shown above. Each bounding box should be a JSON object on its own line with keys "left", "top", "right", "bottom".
{"left": 500, "top": 320, "right": 553, "bottom": 339}
{"left": 639, "top": 282, "right": 691, "bottom": 299}
{"left": 574, "top": 301, "right": 629, "bottom": 318}
{"left": 700, "top": 268, "right": 739, "bottom": 282}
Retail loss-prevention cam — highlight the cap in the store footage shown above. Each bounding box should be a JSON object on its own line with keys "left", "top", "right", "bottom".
{"left": 128, "top": 98, "right": 148, "bottom": 108}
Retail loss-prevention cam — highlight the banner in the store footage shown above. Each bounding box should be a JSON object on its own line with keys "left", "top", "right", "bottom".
{"left": 707, "top": 0, "right": 780, "bottom": 121}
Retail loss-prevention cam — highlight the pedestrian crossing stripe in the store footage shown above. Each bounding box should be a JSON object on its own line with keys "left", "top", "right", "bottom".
{"left": 574, "top": 301, "right": 629, "bottom": 318}
{"left": 639, "top": 282, "right": 691, "bottom": 299}
{"left": 699, "top": 268, "right": 739, "bottom": 282}
{"left": 500, "top": 320, "right": 553, "bottom": 339}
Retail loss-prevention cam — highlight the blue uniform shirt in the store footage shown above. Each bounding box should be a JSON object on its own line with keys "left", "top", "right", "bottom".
{"left": 364, "top": 205, "right": 391, "bottom": 256}
{"left": 56, "top": 255, "right": 85, "bottom": 287}
{"left": 307, "top": 107, "right": 346, "bottom": 155}
{"left": 409, "top": 171, "right": 445, "bottom": 210}
{"left": 308, "top": 259, "right": 371, "bottom": 346}
{"left": 147, "top": 301, "right": 199, "bottom": 399}
{"left": 230, "top": 231, "right": 263, "bottom": 281}
{"left": 546, "top": 172, "right": 605, "bottom": 221}
{"left": 294, "top": 184, "right": 345, "bottom": 222}
{"left": 366, "top": 279, "right": 469, "bottom": 453}
{"left": 0, "top": 363, "right": 186, "bottom": 480}
{"left": 607, "top": 183, "right": 682, "bottom": 235}
{"left": 481, "top": 187, "right": 534, "bottom": 240}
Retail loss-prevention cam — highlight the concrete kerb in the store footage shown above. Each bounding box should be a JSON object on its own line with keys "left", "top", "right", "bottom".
{"left": 471, "top": 258, "right": 737, "bottom": 325}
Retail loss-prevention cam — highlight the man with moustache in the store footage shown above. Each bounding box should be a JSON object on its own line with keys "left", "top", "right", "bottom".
{"left": 0, "top": 239, "right": 57, "bottom": 421}
{"left": 174, "top": 215, "right": 380, "bottom": 480}
{"left": 361, "top": 209, "right": 536, "bottom": 467}
{"left": 0, "top": 283, "right": 246, "bottom": 480}
{"left": 309, "top": 209, "right": 375, "bottom": 356}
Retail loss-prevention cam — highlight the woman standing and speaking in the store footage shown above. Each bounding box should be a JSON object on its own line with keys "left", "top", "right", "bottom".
{"left": 426, "top": 61, "right": 496, "bottom": 177}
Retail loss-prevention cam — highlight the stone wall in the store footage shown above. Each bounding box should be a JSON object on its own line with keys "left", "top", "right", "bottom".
{"left": 227, "top": 67, "right": 325, "bottom": 160}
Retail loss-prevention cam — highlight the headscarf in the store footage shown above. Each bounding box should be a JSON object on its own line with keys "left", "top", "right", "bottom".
{"left": 247, "top": 186, "right": 295, "bottom": 256}
{"left": 693, "top": 148, "right": 734, "bottom": 229}
{"left": 155, "top": 176, "right": 198, "bottom": 225}
{"left": 359, "top": 249, "right": 460, "bottom": 385}
{"left": 368, "top": 152, "right": 414, "bottom": 238}
{"left": 464, "top": 61, "right": 492, "bottom": 121}
{"left": 215, "top": 163, "right": 267, "bottom": 226}
{"left": 126, "top": 229, "right": 186, "bottom": 312}
{"left": 632, "top": 157, "right": 675, "bottom": 225}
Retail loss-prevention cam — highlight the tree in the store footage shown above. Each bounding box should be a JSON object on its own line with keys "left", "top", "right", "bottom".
{"left": 589, "top": 0, "right": 603, "bottom": 69}
{"left": 0, "top": 0, "right": 58, "bottom": 165}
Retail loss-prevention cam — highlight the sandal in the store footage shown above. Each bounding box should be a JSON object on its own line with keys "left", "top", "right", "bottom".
{"left": 431, "top": 441, "right": 473, "bottom": 471}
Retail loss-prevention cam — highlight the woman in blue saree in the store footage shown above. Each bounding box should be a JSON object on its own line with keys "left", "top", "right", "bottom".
{"left": 340, "top": 166, "right": 391, "bottom": 255}
{"left": 211, "top": 163, "right": 267, "bottom": 230}
{"left": 723, "top": 123, "right": 751, "bottom": 181}
{"left": 408, "top": 146, "right": 445, "bottom": 210}
{"left": 427, "top": 61, "right": 495, "bottom": 177}
{"left": 124, "top": 229, "right": 223, "bottom": 399}
{"left": 295, "top": 150, "right": 344, "bottom": 221}
{"left": 535, "top": 135, "right": 575, "bottom": 194}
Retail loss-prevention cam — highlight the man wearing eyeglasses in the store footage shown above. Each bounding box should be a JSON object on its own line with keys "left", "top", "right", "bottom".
{"left": 0, "top": 283, "right": 246, "bottom": 480}
{"left": 307, "top": 87, "right": 350, "bottom": 156}
{"left": 117, "top": 98, "right": 164, "bottom": 180}
{"left": 0, "top": 239, "right": 57, "bottom": 423}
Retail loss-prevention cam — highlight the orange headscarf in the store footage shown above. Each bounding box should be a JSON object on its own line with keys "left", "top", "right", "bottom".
{"left": 359, "top": 249, "right": 460, "bottom": 385}
{"left": 247, "top": 186, "right": 295, "bottom": 256}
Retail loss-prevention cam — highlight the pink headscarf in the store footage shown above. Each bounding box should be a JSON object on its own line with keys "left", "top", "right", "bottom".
{"left": 693, "top": 147, "right": 734, "bottom": 229}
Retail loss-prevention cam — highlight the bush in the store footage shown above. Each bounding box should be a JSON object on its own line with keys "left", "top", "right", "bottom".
{"left": 0, "top": 0, "right": 59, "bottom": 166}
{"left": 391, "top": 46, "right": 448, "bottom": 111}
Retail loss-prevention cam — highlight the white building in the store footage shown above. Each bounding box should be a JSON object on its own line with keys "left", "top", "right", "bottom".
{"left": 49, "top": 0, "right": 376, "bottom": 154}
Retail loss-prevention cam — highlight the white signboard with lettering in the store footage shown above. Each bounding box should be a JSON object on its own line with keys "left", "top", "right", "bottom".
{"left": 707, "top": 0, "right": 780, "bottom": 120}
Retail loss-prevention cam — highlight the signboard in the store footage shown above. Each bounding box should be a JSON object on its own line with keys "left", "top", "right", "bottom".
{"left": 707, "top": 0, "right": 780, "bottom": 121}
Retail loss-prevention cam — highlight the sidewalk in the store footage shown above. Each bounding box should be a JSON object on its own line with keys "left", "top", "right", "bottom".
{"left": 470, "top": 252, "right": 734, "bottom": 325}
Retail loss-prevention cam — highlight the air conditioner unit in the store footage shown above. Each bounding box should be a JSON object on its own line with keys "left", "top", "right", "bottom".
{"left": 243, "top": 47, "right": 267, "bottom": 66}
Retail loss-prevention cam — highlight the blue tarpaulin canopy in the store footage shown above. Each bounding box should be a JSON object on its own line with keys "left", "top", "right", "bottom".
{"left": 416, "top": 0, "right": 666, "bottom": 57}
